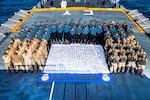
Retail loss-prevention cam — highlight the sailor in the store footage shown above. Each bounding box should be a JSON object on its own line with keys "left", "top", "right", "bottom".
{"left": 118, "top": 53, "right": 127, "bottom": 73}
{"left": 40, "top": 40, "right": 48, "bottom": 59}
{"left": 122, "top": 22, "right": 128, "bottom": 32}
{"left": 51, "top": 24, "right": 57, "bottom": 42}
{"left": 126, "top": 53, "right": 137, "bottom": 74}
{"left": 107, "top": 46, "right": 116, "bottom": 65}
{"left": 13, "top": 37, "right": 21, "bottom": 48}
{"left": 96, "top": 24, "right": 103, "bottom": 44}
{"left": 104, "top": 29, "right": 111, "bottom": 41}
{"left": 109, "top": 24, "right": 116, "bottom": 34}
{"left": 105, "top": 35, "right": 114, "bottom": 44}
{"left": 18, "top": 43, "right": 26, "bottom": 55}
{"left": 88, "top": 20, "right": 94, "bottom": 28}
{"left": 133, "top": 41, "right": 141, "bottom": 52}
{"left": 117, "top": 26, "right": 124, "bottom": 35}
{"left": 90, "top": 25, "right": 97, "bottom": 43}
{"left": 32, "top": 50, "right": 41, "bottom": 73}
{"left": 104, "top": 40, "right": 113, "bottom": 53}
{"left": 26, "top": 44, "right": 33, "bottom": 55}
{"left": 8, "top": 42, "right": 16, "bottom": 52}
{"left": 53, "top": 20, "right": 58, "bottom": 28}
{"left": 127, "top": 26, "right": 133, "bottom": 36}
{"left": 109, "top": 53, "right": 119, "bottom": 74}
{"left": 2, "top": 53, "right": 14, "bottom": 73}
{"left": 102, "top": 22, "right": 108, "bottom": 32}
{"left": 129, "top": 32, "right": 135, "bottom": 41}
{"left": 44, "top": 31, "right": 51, "bottom": 49}
{"left": 63, "top": 21, "right": 70, "bottom": 41}
{"left": 76, "top": 25, "right": 82, "bottom": 43}
{"left": 120, "top": 32, "right": 126, "bottom": 41}
{"left": 83, "top": 21, "right": 87, "bottom": 28}
{"left": 69, "top": 19, "right": 75, "bottom": 27}
{"left": 115, "top": 23, "right": 120, "bottom": 29}
{"left": 36, "top": 46, "right": 45, "bottom": 72}
{"left": 57, "top": 23, "right": 63, "bottom": 42}
{"left": 137, "top": 48, "right": 146, "bottom": 58}
{"left": 69, "top": 26, "right": 76, "bottom": 43}
{"left": 82, "top": 25, "right": 89, "bottom": 43}
{"left": 137, "top": 56, "right": 148, "bottom": 77}
{"left": 76, "top": 20, "right": 83, "bottom": 29}
{"left": 118, "top": 47, "right": 125, "bottom": 56}
{"left": 22, "top": 50, "right": 33, "bottom": 72}
{"left": 112, "top": 32, "right": 119, "bottom": 42}
{"left": 95, "top": 21, "right": 99, "bottom": 28}
{"left": 12, "top": 52, "right": 25, "bottom": 73}
{"left": 45, "top": 26, "right": 51, "bottom": 34}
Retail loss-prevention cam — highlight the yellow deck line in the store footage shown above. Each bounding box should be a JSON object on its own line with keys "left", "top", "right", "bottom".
{"left": 122, "top": 9, "right": 145, "bottom": 33}
{"left": 10, "top": 7, "right": 146, "bottom": 33}
{"left": 33, "top": 7, "right": 122, "bottom": 11}
{"left": 10, "top": 9, "right": 35, "bottom": 32}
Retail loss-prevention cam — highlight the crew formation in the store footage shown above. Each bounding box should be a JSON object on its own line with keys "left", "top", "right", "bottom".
{"left": 2, "top": 20, "right": 147, "bottom": 76}
{"left": 104, "top": 22, "right": 148, "bottom": 76}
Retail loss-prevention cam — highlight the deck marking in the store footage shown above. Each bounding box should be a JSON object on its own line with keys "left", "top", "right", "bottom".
{"left": 63, "top": 10, "right": 71, "bottom": 15}
{"left": 84, "top": 10, "right": 93, "bottom": 15}
{"left": 49, "top": 82, "right": 55, "bottom": 100}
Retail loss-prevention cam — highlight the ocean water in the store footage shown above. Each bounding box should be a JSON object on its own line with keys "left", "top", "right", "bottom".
{"left": 0, "top": 0, "right": 39, "bottom": 25}
{"left": 119, "top": 0, "right": 150, "bottom": 19}
{"left": 0, "top": 0, "right": 149, "bottom": 25}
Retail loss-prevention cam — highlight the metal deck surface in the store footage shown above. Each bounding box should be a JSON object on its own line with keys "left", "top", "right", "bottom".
{"left": 0, "top": 9, "right": 150, "bottom": 100}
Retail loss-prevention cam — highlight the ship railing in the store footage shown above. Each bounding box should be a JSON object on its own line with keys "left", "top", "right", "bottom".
{"left": 35, "top": 0, "right": 48, "bottom": 8}
{"left": 121, "top": 5, "right": 150, "bottom": 33}
{"left": 0, "top": 9, "right": 29, "bottom": 42}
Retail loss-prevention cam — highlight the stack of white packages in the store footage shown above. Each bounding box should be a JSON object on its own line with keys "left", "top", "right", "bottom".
{"left": 43, "top": 44, "right": 110, "bottom": 74}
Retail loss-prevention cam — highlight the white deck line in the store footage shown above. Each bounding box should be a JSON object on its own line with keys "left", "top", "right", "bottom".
{"left": 14, "top": 13, "right": 25, "bottom": 17}
{"left": 1, "top": 24, "right": 13, "bottom": 29}
{"left": 8, "top": 18, "right": 20, "bottom": 23}
{"left": 49, "top": 82, "right": 55, "bottom": 100}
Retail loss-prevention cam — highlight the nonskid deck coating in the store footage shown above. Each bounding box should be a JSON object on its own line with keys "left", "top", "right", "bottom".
{"left": 0, "top": 9, "right": 150, "bottom": 100}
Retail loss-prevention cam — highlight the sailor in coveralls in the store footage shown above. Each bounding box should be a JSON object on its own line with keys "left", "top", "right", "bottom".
{"left": 126, "top": 53, "right": 137, "bottom": 74}
{"left": 118, "top": 53, "right": 127, "bottom": 73}
{"left": 109, "top": 53, "right": 119, "bottom": 74}
{"left": 137, "top": 56, "right": 148, "bottom": 77}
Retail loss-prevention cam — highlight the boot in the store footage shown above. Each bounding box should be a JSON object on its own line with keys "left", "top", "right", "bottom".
{"left": 126, "top": 67, "right": 130, "bottom": 73}
{"left": 11, "top": 69, "right": 14, "bottom": 73}
{"left": 140, "top": 70, "right": 144, "bottom": 77}
{"left": 131, "top": 68, "right": 135, "bottom": 75}
{"left": 122, "top": 67, "right": 125, "bottom": 73}
{"left": 118, "top": 67, "right": 121, "bottom": 73}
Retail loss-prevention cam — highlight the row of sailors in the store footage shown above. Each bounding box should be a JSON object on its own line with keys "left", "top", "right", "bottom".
{"left": 18, "top": 21, "right": 132, "bottom": 44}
{"left": 104, "top": 34, "right": 148, "bottom": 76}
{"left": 2, "top": 37, "right": 48, "bottom": 73}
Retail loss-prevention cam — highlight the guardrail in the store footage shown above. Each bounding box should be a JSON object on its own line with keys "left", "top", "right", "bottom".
{"left": 120, "top": 5, "right": 150, "bottom": 34}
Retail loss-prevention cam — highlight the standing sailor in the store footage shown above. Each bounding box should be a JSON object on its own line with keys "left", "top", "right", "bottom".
{"left": 69, "top": 26, "right": 76, "bottom": 43}
{"left": 82, "top": 25, "right": 89, "bottom": 43}
{"left": 90, "top": 25, "right": 97, "bottom": 44}
{"left": 63, "top": 21, "right": 70, "bottom": 41}
{"left": 126, "top": 53, "right": 137, "bottom": 74}
{"left": 118, "top": 53, "right": 127, "bottom": 73}
{"left": 2, "top": 53, "right": 14, "bottom": 73}
{"left": 57, "top": 23, "right": 63, "bottom": 42}
{"left": 137, "top": 56, "right": 148, "bottom": 77}
{"left": 51, "top": 24, "right": 57, "bottom": 42}
{"left": 22, "top": 50, "right": 33, "bottom": 72}
{"left": 109, "top": 53, "right": 119, "bottom": 74}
